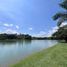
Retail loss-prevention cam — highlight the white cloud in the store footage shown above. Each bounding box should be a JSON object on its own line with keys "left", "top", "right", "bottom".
{"left": 3, "top": 23, "right": 13, "bottom": 27}
{"left": 3, "top": 23, "right": 20, "bottom": 29}
{"left": 32, "top": 26, "right": 59, "bottom": 37}
{"left": 39, "top": 31, "right": 46, "bottom": 34}
{"left": 29, "top": 27, "right": 33, "bottom": 30}
{"left": 4, "top": 23, "right": 9, "bottom": 27}
{"left": 60, "top": 22, "right": 67, "bottom": 27}
{"left": 3, "top": 24, "right": 20, "bottom": 34}
{"left": 16, "top": 25, "right": 19, "bottom": 29}
{"left": 10, "top": 24, "right": 13, "bottom": 26}
{"left": 47, "top": 26, "right": 59, "bottom": 37}
{"left": 32, "top": 31, "right": 46, "bottom": 37}
{"left": 37, "top": 31, "right": 46, "bottom": 37}
{"left": 4, "top": 29, "right": 19, "bottom": 34}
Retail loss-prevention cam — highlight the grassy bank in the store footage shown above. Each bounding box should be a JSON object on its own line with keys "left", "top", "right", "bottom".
{"left": 11, "top": 43, "right": 67, "bottom": 67}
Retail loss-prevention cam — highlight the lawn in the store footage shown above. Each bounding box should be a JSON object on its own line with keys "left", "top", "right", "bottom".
{"left": 11, "top": 43, "right": 67, "bottom": 67}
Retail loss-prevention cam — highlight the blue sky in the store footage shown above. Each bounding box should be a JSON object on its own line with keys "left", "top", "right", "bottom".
{"left": 0, "top": 0, "right": 62, "bottom": 37}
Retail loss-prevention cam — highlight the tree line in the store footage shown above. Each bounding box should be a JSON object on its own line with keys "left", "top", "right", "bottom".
{"left": 0, "top": 33, "right": 32, "bottom": 40}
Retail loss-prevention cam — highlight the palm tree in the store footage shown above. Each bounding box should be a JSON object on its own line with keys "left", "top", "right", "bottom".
{"left": 53, "top": 0, "right": 67, "bottom": 26}
{"left": 53, "top": 0, "right": 67, "bottom": 42}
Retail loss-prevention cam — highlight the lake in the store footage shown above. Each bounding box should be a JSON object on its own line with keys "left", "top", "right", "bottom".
{"left": 0, "top": 40, "right": 57, "bottom": 67}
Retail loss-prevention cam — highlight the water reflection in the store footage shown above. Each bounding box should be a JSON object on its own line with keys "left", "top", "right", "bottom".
{"left": 0, "top": 39, "right": 32, "bottom": 46}
{"left": 0, "top": 40, "right": 17, "bottom": 45}
{"left": 24, "top": 40, "right": 32, "bottom": 45}
{"left": 0, "top": 40, "right": 57, "bottom": 67}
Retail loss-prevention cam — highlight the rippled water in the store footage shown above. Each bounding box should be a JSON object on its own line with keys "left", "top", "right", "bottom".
{"left": 0, "top": 40, "right": 57, "bottom": 67}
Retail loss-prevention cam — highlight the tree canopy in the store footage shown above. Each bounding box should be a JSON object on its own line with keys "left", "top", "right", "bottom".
{"left": 52, "top": 0, "right": 67, "bottom": 42}
{"left": 53, "top": 0, "right": 67, "bottom": 26}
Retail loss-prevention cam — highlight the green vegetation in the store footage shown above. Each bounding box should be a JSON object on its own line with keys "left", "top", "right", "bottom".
{"left": 0, "top": 33, "right": 32, "bottom": 40}
{"left": 53, "top": 0, "right": 67, "bottom": 26}
{"left": 53, "top": 0, "right": 67, "bottom": 42}
{"left": 11, "top": 43, "right": 67, "bottom": 67}
{"left": 52, "top": 25, "right": 67, "bottom": 41}
{"left": 0, "top": 33, "right": 60, "bottom": 40}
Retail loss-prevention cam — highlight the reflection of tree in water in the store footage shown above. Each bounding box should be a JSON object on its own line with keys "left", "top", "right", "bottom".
{"left": 0, "top": 39, "right": 32, "bottom": 46}
{"left": 0, "top": 40, "right": 17, "bottom": 45}
{"left": 0, "top": 33, "right": 32, "bottom": 45}
{"left": 24, "top": 40, "right": 32, "bottom": 45}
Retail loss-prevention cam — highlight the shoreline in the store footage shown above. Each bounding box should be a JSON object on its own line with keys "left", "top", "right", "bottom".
{"left": 11, "top": 43, "right": 67, "bottom": 67}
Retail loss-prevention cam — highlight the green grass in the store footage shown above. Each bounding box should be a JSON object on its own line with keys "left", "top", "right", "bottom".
{"left": 11, "top": 43, "right": 67, "bottom": 67}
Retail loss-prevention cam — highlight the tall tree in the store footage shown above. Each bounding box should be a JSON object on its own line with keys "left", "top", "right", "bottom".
{"left": 53, "top": 0, "right": 67, "bottom": 42}
{"left": 53, "top": 0, "right": 67, "bottom": 26}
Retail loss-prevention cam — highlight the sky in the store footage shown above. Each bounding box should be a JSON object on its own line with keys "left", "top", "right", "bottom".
{"left": 0, "top": 0, "right": 63, "bottom": 37}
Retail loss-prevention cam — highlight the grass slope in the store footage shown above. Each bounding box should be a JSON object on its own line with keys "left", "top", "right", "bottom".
{"left": 11, "top": 43, "right": 67, "bottom": 67}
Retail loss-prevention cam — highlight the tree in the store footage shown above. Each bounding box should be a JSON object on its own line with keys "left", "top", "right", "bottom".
{"left": 52, "top": 25, "right": 67, "bottom": 41}
{"left": 53, "top": 0, "right": 67, "bottom": 26}
{"left": 53, "top": 0, "right": 67, "bottom": 42}
{"left": 24, "top": 34, "right": 32, "bottom": 40}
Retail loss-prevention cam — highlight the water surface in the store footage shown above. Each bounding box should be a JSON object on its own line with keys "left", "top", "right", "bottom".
{"left": 0, "top": 40, "right": 57, "bottom": 67}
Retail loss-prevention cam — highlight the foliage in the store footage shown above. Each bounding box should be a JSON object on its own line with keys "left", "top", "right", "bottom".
{"left": 0, "top": 33, "right": 32, "bottom": 40}
{"left": 53, "top": 0, "right": 67, "bottom": 42}
{"left": 53, "top": 0, "right": 67, "bottom": 26}
{"left": 52, "top": 25, "right": 67, "bottom": 41}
